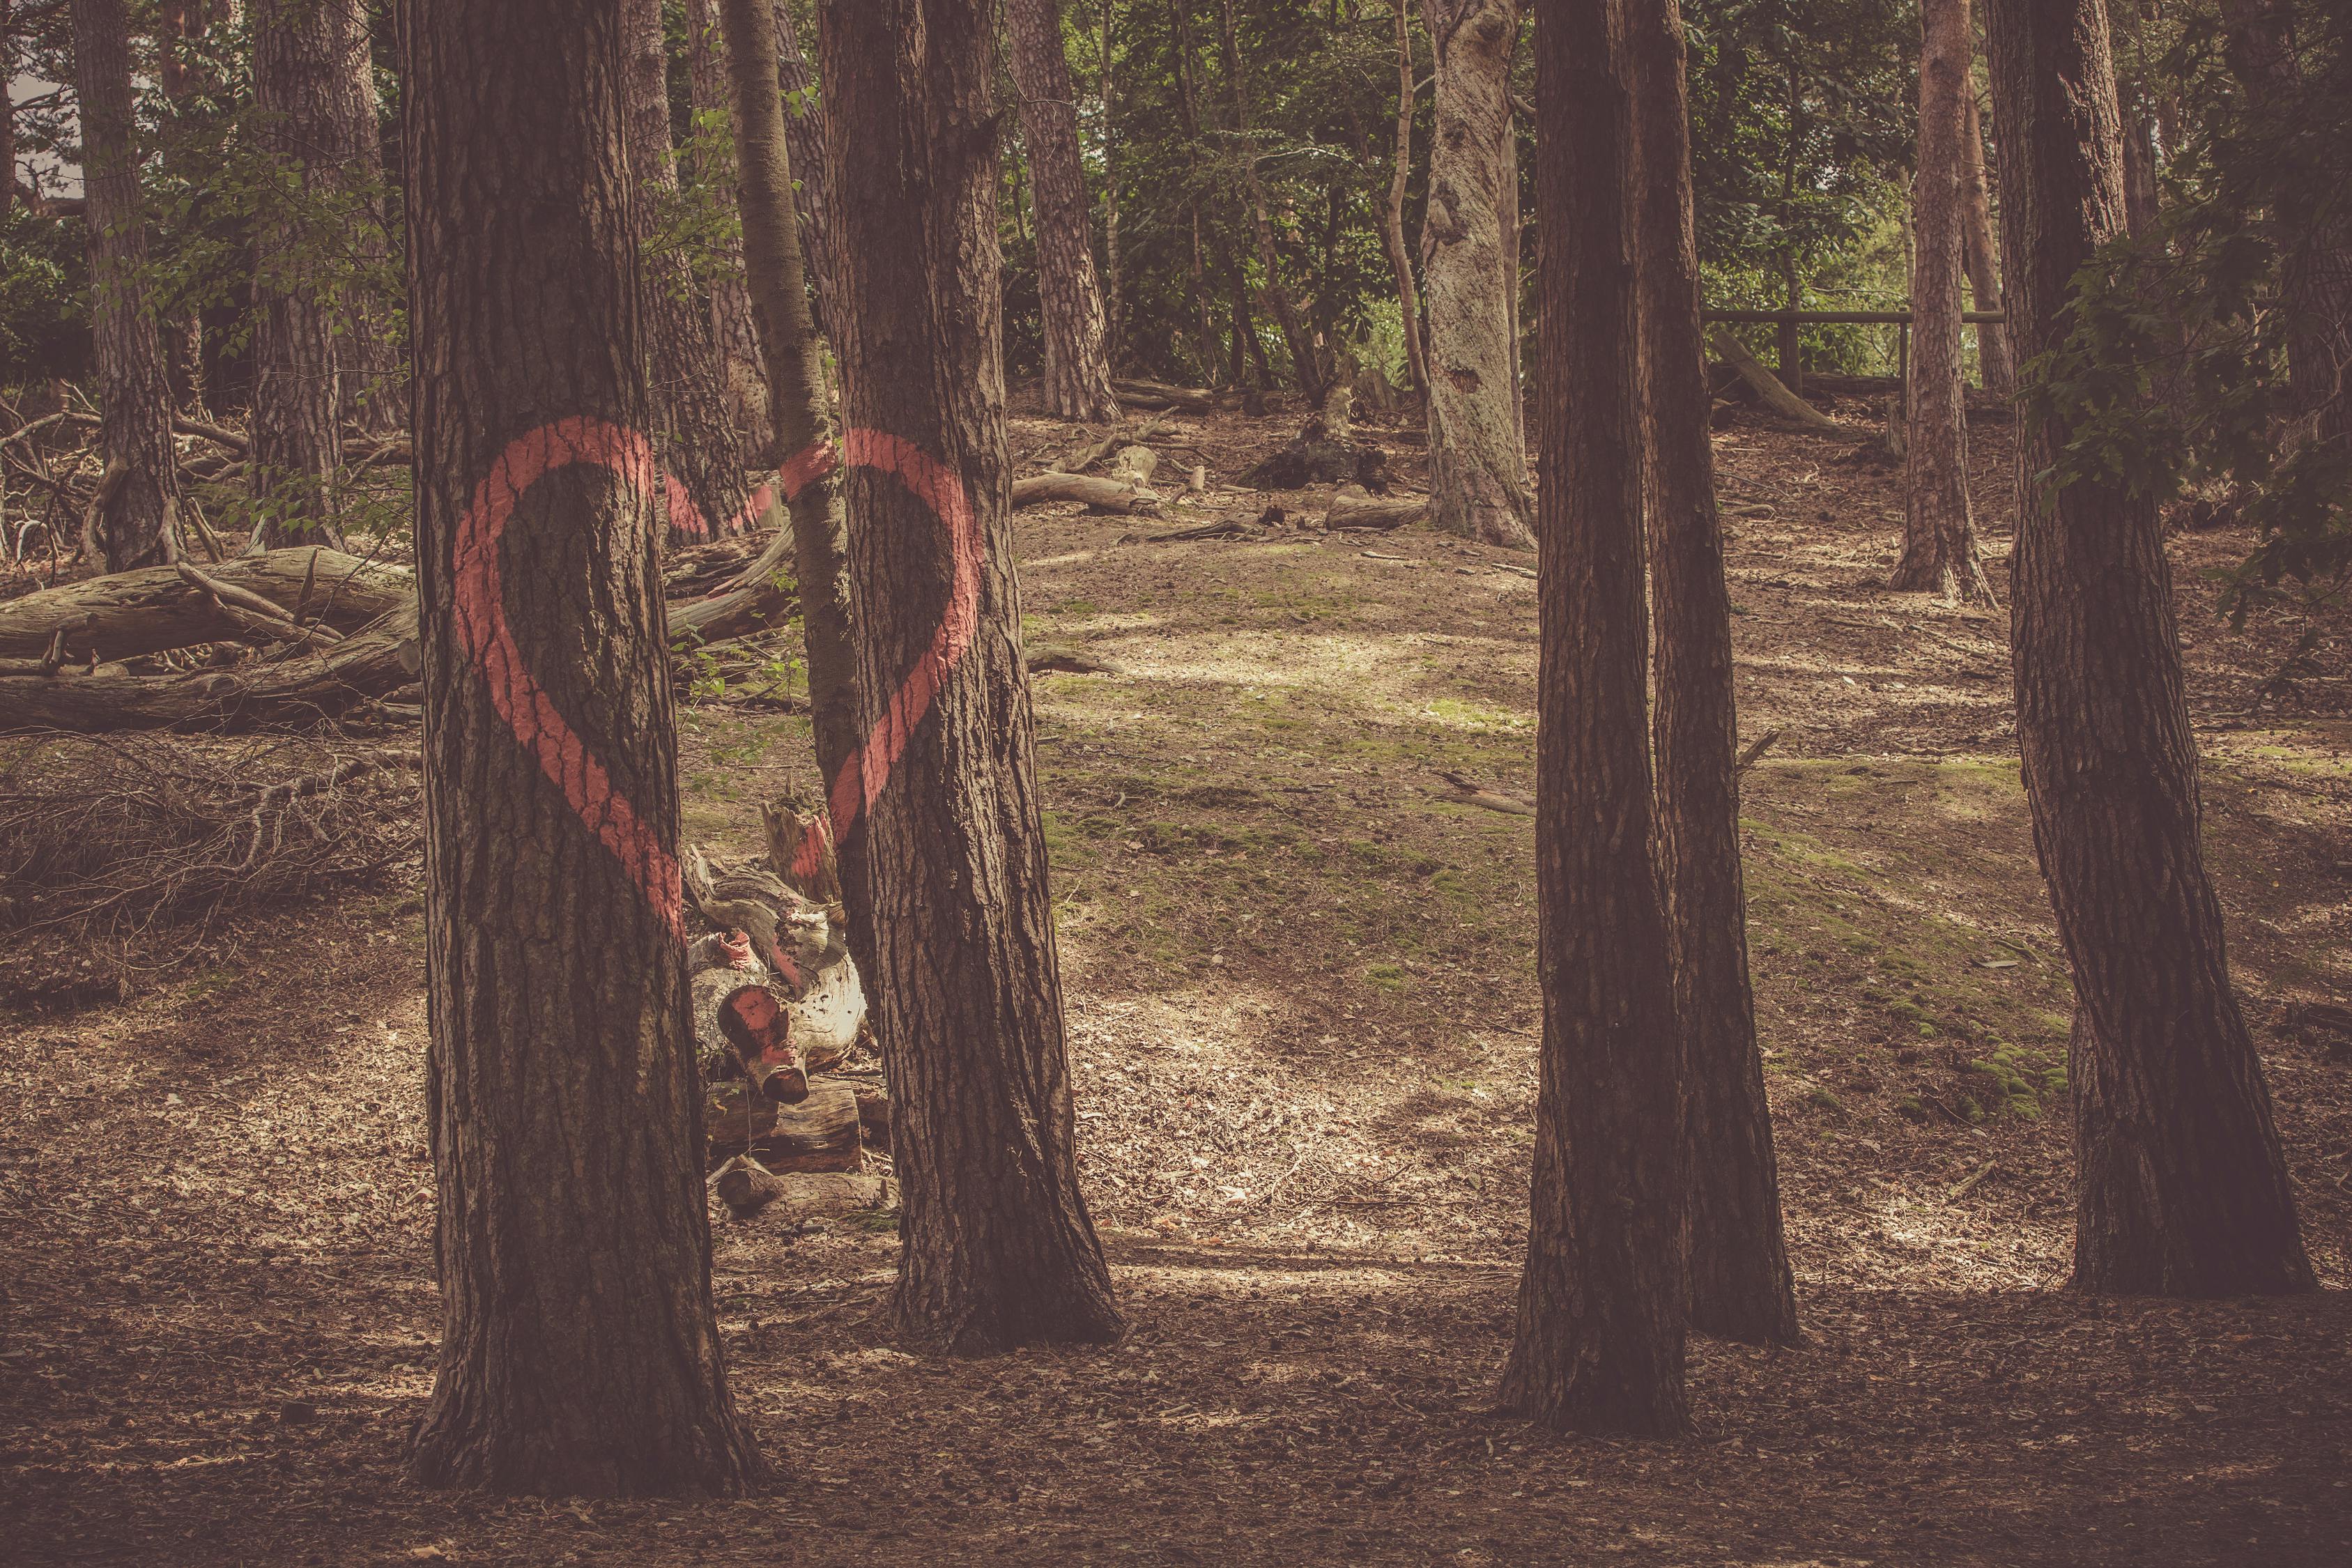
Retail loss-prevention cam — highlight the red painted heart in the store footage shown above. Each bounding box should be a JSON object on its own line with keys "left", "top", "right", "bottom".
{"left": 453, "top": 417, "right": 980, "bottom": 944}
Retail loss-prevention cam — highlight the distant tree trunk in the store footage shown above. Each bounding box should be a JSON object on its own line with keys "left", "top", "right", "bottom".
{"left": 684, "top": 0, "right": 773, "bottom": 459}
{"left": 1218, "top": 0, "right": 1331, "bottom": 407}
{"left": 717, "top": 0, "right": 866, "bottom": 960}
{"left": 1420, "top": 0, "right": 1534, "bottom": 549}
{"left": 403, "top": 0, "right": 767, "bottom": 1494}
{"left": 1005, "top": 0, "right": 1121, "bottom": 421}
{"left": 1500, "top": 0, "right": 1689, "bottom": 1438}
{"left": 1893, "top": 0, "right": 1992, "bottom": 600}
{"left": 818, "top": 0, "right": 1124, "bottom": 1353}
{"left": 326, "top": 2, "right": 401, "bottom": 436}
{"left": 250, "top": 0, "right": 349, "bottom": 549}
{"left": 773, "top": 0, "right": 840, "bottom": 340}
{"left": 1627, "top": 0, "right": 1797, "bottom": 1349}
{"left": 2216, "top": 0, "right": 2352, "bottom": 443}
{"left": 627, "top": 0, "right": 753, "bottom": 541}
{"left": 70, "top": 0, "right": 180, "bottom": 571}
{"left": 1170, "top": 0, "right": 1222, "bottom": 381}
{"left": 1958, "top": 85, "right": 2013, "bottom": 396}
{"left": 1383, "top": 3, "right": 1429, "bottom": 396}
{"left": 153, "top": 1, "right": 208, "bottom": 415}
{"left": 1099, "top": 1, "right": 1123, "bottom": 369}
{"left": 1982, "top": 0, "right": 2315, "bottom": 1298}
{"left": 1, "top": 31, "right": 14, "bottom": 228}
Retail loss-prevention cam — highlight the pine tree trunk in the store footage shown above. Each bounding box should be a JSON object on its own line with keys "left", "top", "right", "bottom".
{"left": 1100, "top": 3, "right": 1123, "bottom": 369}
{"left": 1420, "top": 0, "right": 1534, "bottom": 550}
{"left": 819, "top": 0, "right": 1123, "bottom": 1353}
{"left": 1500, "top": 0, "right": 1689, "bottom": 1437}
{"left": 717, "top": 0, "right": 869, "bottom": 974}
{"left": 403, "top": 0, "right": 767, "bottom": 1493}
{"left": 1958, "top": 86, "right": 2013, "bottom": 396}
{"left": 772, "top": 2, "right": 841, "bottom": 340}
{"left": 1385, "top": 3, "right": 1429, "bottom": 397}
{"left": 325, "top": 0, "right": 401, "bottom": 436}
{"left": 70, "top": 0, "right": 180, "bottom": 572}
{"left": 1627, "top": 0, "right": 1796, "bottom": 1349}
{"left": 1893, "top": 0, "right": 1991, "bottom": 601}
{"left": 249, "top": 0, "right": 351, "bottom": 551}
{"left": 684, "top": 0, "right": 773, "bottom": 459}
{"left": 1170, "top": 0, "right": 1223, "bottom": 382}
{"left": 1982, "top": 0, "right": 2315, "bottom": 1298}
{"left": 1219, "top": 0, "right": 1330, "bottom": 406}
{"left": 1005, "top": 0, "right": 1121, "bottom": 421}
{"left": 154, "top": 1, "right": 208, "bottom": 416}
{"left": 627, "top": 0, "right": 753, "bottom": 541}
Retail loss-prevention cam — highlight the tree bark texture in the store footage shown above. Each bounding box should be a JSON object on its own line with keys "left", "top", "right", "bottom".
{"left": 1959, "top": 86, "right": 2013, "bottom": 396}
{"left": 771, "top": 2, "right": 841, "bottom": 343}
{"left": 684, "top": 0, "right": 772, "bottom": 458}
{"left": 325, "top": 0, "right": 402, "bottom": 436}
{"left": 250, "top": 0, "right": 355, "bottom": 550}
{"left": 718, "top": 0, "right": 872, "bottom": 981}
{"left": 1893, "top": 0, "right": 1992, "bottom": 601}
{"left": 1385, "top": 3, "right": 1429, "bottom": 396}
{"left": 1500, "top": 0, "right": 1689, "bottom": 1437}
{"left": 1982, "top": 0, "right": 2315, "bottom": 1298}
{"left": 626, "top": 0, "right": 754, "bottom": 541}
{"left": 402, "top": 0, "right": 767, "bottom": 1493}
{"left": 1005, "top": 0, "right": 1121, "bottom": 421}
{"left": 817, "top": 0, "right": 1123, "bottom": 1353}
{"left": 154, "top": 0, "right": 209, "bottom": 415}
{"left": 1420, "top": 0, "right": 1534, "bottom": 549}
{"left": 1626, "top": 0, "right": 1796, "bottom": 1348}
{"left": 70, "top": 0, "right": 180, "bottom": 571}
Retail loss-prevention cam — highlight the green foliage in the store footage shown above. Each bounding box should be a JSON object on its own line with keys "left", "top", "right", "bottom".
{"left": 0, "top": 205, "right": 86, "bottom": 383}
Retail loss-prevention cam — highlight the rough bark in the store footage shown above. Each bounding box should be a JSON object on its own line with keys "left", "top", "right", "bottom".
{"left": 1627, "top": 0, "right": 1796, "bottom": 1348}
{"left": 1420, "top": 1, "right": 1533, "bottom": 549}
{"left": 1983, "top": 0, "right": 2315, "bottom": 1298}
{"left": 1500, "top": 0, "right": 1689, "bottom": 1437}
{"left": 1384, "top": 3, "right": 1429, "bottom": 396}
{"left": 325, "top": 0, "right": 401, "bottom": 436}
{"left": 403, "top": 0, "right": 767, "bottom": 1493}
{"left": 818, "top": 0, "right": 1123, "bottom": 1353}
{"left": 153, "top": 1, "right": 208, "bottom": 415}
{"left": 1959, "top": 85, "right": 2013, "bottom": 396}
{"left": 626, "top": 0, "right": 754, "bottom": 541}
{"left": 771, "top": 3, "right": 840, "bottom": 341}
{"left": 1006, "top": 0, "right": 1121, "bottom": 422}
{"left": 684, "top": 0, "right": 772, "bottom": 458}
{"left": 717, "top": 0, "right": 869, "bottom": 977}
{"left": 1893, "top": 0, "right": 1993, "bottom": 601}
{"left": 70, "top": 0, "right": 181, "bottom": 572}
{"left": 250, "top": 0, "right": 355, "bottom": 550}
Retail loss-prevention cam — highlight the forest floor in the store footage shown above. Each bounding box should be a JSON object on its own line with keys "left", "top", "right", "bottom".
{"left": 3, "top": 394, "right": 2351, "bottom": 1565}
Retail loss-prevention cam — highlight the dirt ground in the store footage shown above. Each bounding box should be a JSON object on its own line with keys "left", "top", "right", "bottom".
{"left": 3, "top": 395, "right": 2349, "bottom": 1565}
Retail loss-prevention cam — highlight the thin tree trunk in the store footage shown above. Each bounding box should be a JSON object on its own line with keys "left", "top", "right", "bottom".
{"left": 326, "top": 1, "right": 400, "bottom": 436}
{"left": 70, "top": 0, "right": 180, "bottom": 571}
{"left": 1894, "top": 0, "right": 1992, "bottom": 600}
{"left": 1099, "top": 1, "right": 1123, "bottom": 370}
{"left": 627, "top": 0, "right": 753, "bottom": 541}
{"left": 403, "top": 0, "right": 767, "bottom": 1494}
{"left": 717, "top": 0, "right": 868, "bottom": 970}
{"left": 771, "top": 2, "right": 841, "bottom": 339}
{"left": 1218, "top": 0, "right": 1330, "bottom": 406}
{"left": 1500, "top": 0, "right": 1689, "bottom": 1438}
{"left": 1384, "top": 3, "right": 1429, "bottom": 395}
{"left": 1627, "top": 0, "right": 1797, "bottom": 1348}
{"left": 1005, "top": 0, "right": 1121, "bottom": 421}
{"left": 251, "top": 0, "right": 349, "bottom": 550}
{"left": 1171, "top": 0, "right": 1222, "bottom": 381}
{"left": 818, "top": 0, "right": 1123, "bottom": 1353}
{"left": 1959, "top": 84, "right": 2013, "bottom": 395}
{"left": 1981, "top": 0, "right": 2315, "bottom": 1298}
{"left": 153, "top": 1, "right": 208, "bottom": 416}
{"left": 685, "top": 0, "right": 773, "bottom": 459}
{"left": 1420, "top": 0, "right": 1534, "bottom": 549}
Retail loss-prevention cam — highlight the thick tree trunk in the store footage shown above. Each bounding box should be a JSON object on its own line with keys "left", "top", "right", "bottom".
{"left": 819, "top": 0, "right": 1123, "bottom": 1353}
{"left": 1218, "top": 0, "right": 1330, "bottom": 406}
{"left": 1500, "top": 0, "right": 1689, "bottom": 1438}
{"left": 250, "top": 0, "right": 353, "bottom": 551}
{"left": 717, "top": 0, "right": 870, "bottom": 977}
{"left": 403, "top": 0, "right": 767, "bottom": 1493}
{"left": 154, "top": 1, "right": 208, "bottom": 416}
{"left": 1420, "top": 0, "right": 1533, "bottom": 549}
{"left": 627, "top": 0, "right": 754, "bottom": 541}
{"left": 1893, "top": 0, "right": 1992, "bottom": 601}
{"left": 1005, "top": 0, "right": 1121, "bottom": 421}
{"left": 1959, "top": 86, "right": 2013, "bottom": 396}
{"left": 684, "top": 0, "right": 772, "bottom": 459}
{"left": 1384, "top": 3, "right": 1429, "bottom": 396}
{"left": 1627, "top": 0, "right": 1796, "bottom": 1348}
{"left": 1983, "top": 0, "right": 2314, "bottom": 1298}
{"left": 326, "top": 0, "right": 401, "bottom": 436}
{"left": 771, "top": 3, "right": 841, "bottom": 341}
{"left": 71, "top": 0, "right": 182, "bottom": 573}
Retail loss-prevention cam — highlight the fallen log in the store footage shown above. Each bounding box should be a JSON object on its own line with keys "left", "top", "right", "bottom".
{"left": 1112, "top": 378, "right": 1216, "bottom": 413}
{"left": 1322, "top": 484, "right": 1427, "bottom": 532}
{"left": 711, "top": 1157, "right": 891, "bottom": 1222}
{"left": 1010, "top": 472, "right": 1161, "bottom": 514}
{"left": 0, "top": 603, "right": 420, "bottom": 734}
{"left": 1109, "top": 445, "right": 1160, "bottom": 489}
{"left": 685, "top": 840, "right": 866, "bottom": 1070}
{"left": 692, "top": 963, "right": 808, "bottom": 1104}
{"left": 1050, "top": 414, "right": 1165, "bottom": 475}
{"left": 666, "top": 528, "right": 795, "bottom": 644}
{"left": 0, "top": 548, "right": 411, "bottom": 661}
{"left": 706, "top": 1078, "right": 863, "bottom": 1170}
{"left": 1707, "top": 327, "right": 1843, "bottom": 433}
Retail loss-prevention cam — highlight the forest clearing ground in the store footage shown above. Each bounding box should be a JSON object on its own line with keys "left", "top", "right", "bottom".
{"left": 3, "top": 405, "right": 2349, "bottom": 1564}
